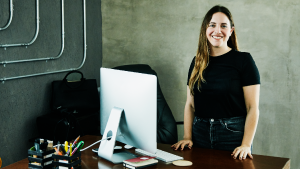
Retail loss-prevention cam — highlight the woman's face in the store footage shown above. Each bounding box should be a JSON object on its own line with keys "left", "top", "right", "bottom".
{"left": 206, "top": 12, "right": 234, "bottom": 49}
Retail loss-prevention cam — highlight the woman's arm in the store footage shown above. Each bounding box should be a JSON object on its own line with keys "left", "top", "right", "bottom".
{"left": 171, "top": 86, "right": 195, "bottom": 150}
{"left": 232, "top": 84, "right": 260, "bottom": 160}
{"left": 183, "top": 86, "right": 195, "bottom": 140}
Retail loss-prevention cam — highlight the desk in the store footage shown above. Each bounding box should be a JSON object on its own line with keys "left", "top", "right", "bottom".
{"left": 3, "top": 135, "right": 290, "bottom": 169}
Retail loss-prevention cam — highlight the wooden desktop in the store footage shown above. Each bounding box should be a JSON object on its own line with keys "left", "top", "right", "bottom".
{"left": 3, "top": 135, "right": 290, "bottom": 169}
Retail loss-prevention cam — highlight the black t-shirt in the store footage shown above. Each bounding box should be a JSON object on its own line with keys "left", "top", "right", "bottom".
{"left": 187, "top": 49, "right": 260, "bottom": 118}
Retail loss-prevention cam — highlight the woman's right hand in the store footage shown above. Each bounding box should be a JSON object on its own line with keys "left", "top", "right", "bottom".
{"left": 171, "top": 139, "right": 193, "bottom": 150}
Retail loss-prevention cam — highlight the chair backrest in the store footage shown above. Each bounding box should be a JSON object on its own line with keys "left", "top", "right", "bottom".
{"left": 113, "top": 64, "right": 178, "bottom": 144}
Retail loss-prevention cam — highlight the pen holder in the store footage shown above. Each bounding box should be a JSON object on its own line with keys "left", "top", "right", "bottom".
{"left": 52, "top": 152, "right": 81, "bottom": 169}
{"left": 28, "top": 149, "right": 55, "bottom": 169}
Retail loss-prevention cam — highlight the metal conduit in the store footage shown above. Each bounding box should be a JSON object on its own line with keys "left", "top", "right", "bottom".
{"left": 0, "top": 0, "right": 39, "bottom": 48}
{"left": 0, "top": 0, "right": 65, "bottom": 66}
{"left": 0, "top": 0, "right": 87, "bottom": 83}
{"left": 0, "top": 0, "right": 14, "bottom": 31}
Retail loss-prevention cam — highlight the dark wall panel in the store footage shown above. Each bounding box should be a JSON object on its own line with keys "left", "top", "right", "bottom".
{"left": 0, "top": 0, "right": 102, "bottom": 167}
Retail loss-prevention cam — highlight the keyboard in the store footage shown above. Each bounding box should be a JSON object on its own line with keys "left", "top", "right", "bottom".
{"left": 135, "top": 148, "right": 183, "bottom": 162}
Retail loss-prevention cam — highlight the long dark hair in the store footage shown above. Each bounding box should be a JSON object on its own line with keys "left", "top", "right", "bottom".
{"left": 189, "top": 5, "right": 239, "bottom": 95}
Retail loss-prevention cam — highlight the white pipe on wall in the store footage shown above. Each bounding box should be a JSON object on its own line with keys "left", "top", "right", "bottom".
{"left": 0, "top": 0, "right": 65, "bottom": 65}
{"left": 0, "top": 0, "right": 87, "bottom": 83}
{"left": 0, "top": 0, "right": 39, "bottom": 48}
{"left": 0, "top": 0, "right": 13, "bottom": 31}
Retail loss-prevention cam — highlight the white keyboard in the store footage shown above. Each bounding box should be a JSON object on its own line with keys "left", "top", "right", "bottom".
{"left": 135, "top": 148, "right": 183, "bottom": 163}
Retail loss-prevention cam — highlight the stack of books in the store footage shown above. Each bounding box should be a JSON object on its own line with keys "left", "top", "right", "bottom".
{"left": 123, "top": 156, "right": 158, "bottom": 169}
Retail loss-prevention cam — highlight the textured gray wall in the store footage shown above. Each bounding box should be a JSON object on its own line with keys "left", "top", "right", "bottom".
{"left": 0, "top": 0, "right": 102, "bottom": 167}
{"left": 101, "top": 0, "right": 299, "bottom": 168}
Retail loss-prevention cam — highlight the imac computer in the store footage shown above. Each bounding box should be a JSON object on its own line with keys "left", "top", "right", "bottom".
{"left": 98, "top": 67, "right": 157, "bottom": 164}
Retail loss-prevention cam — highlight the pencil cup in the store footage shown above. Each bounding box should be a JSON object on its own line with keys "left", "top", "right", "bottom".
{"left": 28, "top": 148, "right": 55, "bottom": 169}
{"left": 52, "top": 151, "right": 81, "bottom": 169}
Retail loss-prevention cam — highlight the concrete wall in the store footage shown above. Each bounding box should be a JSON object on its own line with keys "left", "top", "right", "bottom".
{"left": 0, "top": 0, "right": 102, "bottom": 167}
{"left": 101, "top": 0, "right": 299, "bottom": 168}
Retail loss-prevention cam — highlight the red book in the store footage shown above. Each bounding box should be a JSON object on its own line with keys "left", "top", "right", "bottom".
{"left": 123, "top": 156, "right": 158, "bottom": 169}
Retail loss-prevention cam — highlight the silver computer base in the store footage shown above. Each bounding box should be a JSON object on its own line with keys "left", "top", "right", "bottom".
{"left": 97, "top": 107, "right": 137, "bottom": 164}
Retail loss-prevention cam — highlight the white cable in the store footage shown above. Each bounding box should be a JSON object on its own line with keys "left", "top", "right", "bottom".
{"left": 80, "top": 136, "right": 112, "bottom": 151}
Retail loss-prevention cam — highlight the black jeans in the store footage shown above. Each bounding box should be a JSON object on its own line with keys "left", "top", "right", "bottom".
{"left": 192, "top": 116, "right": 247, "bottom": 152}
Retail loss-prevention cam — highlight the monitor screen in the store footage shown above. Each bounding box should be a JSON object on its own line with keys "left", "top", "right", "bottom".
{"left": 100, "top": 67, "right": 157, "bottom": 154}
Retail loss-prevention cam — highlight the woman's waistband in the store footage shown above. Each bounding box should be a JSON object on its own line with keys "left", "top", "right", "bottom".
{"left": 195, "top": 116, "right": 246, "bottom": 123}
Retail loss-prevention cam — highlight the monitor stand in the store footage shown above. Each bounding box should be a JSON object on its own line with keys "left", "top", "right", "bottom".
{"left": 98, "top": 107, "right": 137, "bottom": 164}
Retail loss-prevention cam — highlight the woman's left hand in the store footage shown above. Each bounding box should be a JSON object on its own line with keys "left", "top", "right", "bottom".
{"left": 231, "top": 145, "right": 253, "bottom": 160}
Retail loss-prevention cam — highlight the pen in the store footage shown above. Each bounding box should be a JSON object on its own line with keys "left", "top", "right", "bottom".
{"left": 72, "top": 135, "right": 80, "bottom": 146}
{"left": 69, "top": 143, "right": 72, "bottom": 156}
{"left": 64, "top": 141, "right": 68, "bottom": 152}
{"left": 57, "top": 141, "right": 60, "bottom": 154}
{"left": 77, "top": 141, "right": 84, "bottom": 152}
{"left": 54, "top": 147, "right": 63, "bottom": 156}
{"left": 71, "top": 141, "right": 84, "bottom": 156}
{"left": 66, "top": 135, "right": 80, "bottom": 155}
{"left": 59, "top": 144, "right": 66, "bottom": 155}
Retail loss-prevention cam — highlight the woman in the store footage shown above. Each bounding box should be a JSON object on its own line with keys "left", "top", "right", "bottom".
{"left": 171, "top": 5, "right": 260, "bottom": 160}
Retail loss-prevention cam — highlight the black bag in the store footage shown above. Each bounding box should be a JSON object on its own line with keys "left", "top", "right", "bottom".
{"left": 51, "top": 70, "right": 100, "bottom": 114}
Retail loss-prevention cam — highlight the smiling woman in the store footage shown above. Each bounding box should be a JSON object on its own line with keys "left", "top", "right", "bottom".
{"left": 171, "top": 5, "right": 260, "bottom": 162}
{"left": 206, "top": 12, "right": 234, "bottom": 54}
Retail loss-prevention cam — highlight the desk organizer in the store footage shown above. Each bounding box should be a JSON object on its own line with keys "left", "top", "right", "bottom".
{"left": 28, "top": 149, "right": 55, "bottom": 169}
{"left": 52, "top": 152, "right": 81, "bottom": 169}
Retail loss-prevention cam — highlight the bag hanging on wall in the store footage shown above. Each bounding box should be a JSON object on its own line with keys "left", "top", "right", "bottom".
{"left": 51, "top": 70, "right": 100, "bottom": 114}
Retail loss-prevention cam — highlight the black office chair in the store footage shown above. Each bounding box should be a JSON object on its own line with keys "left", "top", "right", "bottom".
{"left": 113, "top": 64, "right": 178, "bottom": 144}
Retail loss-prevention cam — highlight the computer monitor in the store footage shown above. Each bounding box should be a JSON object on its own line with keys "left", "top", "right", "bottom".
{"left": 98, "top": 67, "right": 157, "bottom": 163}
